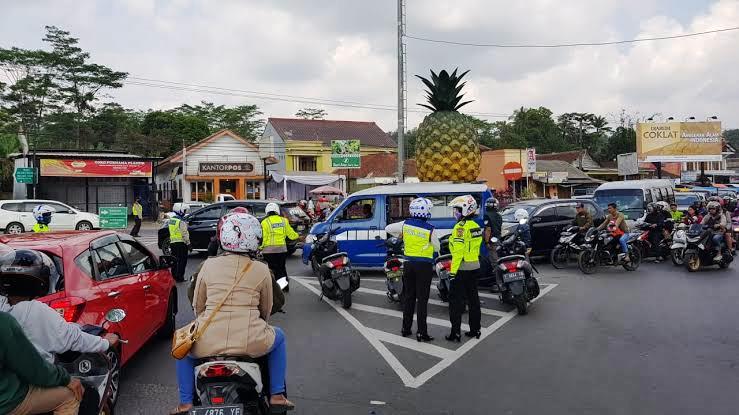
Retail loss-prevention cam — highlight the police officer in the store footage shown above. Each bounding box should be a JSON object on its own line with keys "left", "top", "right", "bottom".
{"left": 169, "top": 204, "right": 191, "bottom": 282}
{"left": 130, "top": 197, "right": 143, "bottom": 237}
{"left": 32, "top": 205, "right": 54, "bottom": 233}
{"left": 260, "top": 202, "right": 298, "bottom": 291}
{"left": 399, "top": 197, "right": 439, "bottom": 342}
{"left": 446, "top": 195, "right": 483, "bottom": 342}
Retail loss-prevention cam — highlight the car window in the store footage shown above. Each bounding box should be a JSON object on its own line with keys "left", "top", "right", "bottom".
{"left": 1, "top": 202, "right": 23, "bottom": 212}
{"left": 534, "top": 206, "right": 558, "bottom": 223}
{"left": 584, "top": 203, "right": 599, "bottom": 218}
{"left": 556, "top": 204, "right": 577, "bottom": 221}
{"left": 75, "top": 251, "right": 95, "bottom": 279}
{"left": 45, "top": 202, "right": 71, "bottom": 214}
{"left": 91, "top": 243, "right": 129, "bottom": 280}
{"left": 387, "top": 195, "right": 415, "bottom": 224}
{"left": 250, "top": 204, "right": 266, "bottom": 217}
{"left": 118, "top": 241, "right": 157, "bottom": 274}
{"left": 337, "top": 198, "right": 375, "bottom": 221}
{"left": 190, "top": 205, "right": 223, "bottom": 221}
{"left": 22, "top": 203, "right": 39, "bottom": 212}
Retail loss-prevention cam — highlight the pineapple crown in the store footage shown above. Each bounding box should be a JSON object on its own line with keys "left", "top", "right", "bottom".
{"left": 416, "top": 68, "right": 473, "bottom": 112}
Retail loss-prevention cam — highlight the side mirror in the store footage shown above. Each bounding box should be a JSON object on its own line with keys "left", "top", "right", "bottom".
{"left": 105, "top": 308, "right": 126, "bottom": 323}
{"left": 159, "top": 255, "right": 177, "bottom": 269}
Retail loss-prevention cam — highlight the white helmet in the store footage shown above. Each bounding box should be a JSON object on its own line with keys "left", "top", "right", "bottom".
{"left": 265, "top": 202, "right": 280, "bottom": 215}
{"left": 409, "top": 197, "right": 433, "bottom": 219}
{"left": 449, "top": 195, "right": 478, "bottom": 218}
{"left": 218, "top": 212, "right": 262, "bottom": 253}
{"left": 174, "top": 203, "right": 190, "bottom": 217}
{"left": 655, "top": 201, "right": 670, "bottom": 211}
{"left": 514, "top": 208, "right": 529, "bottom": 222}
{"left": 32, "top": 205, "right": 55, "bottom": 224}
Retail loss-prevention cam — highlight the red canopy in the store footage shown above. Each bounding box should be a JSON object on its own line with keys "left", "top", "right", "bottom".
{"left": 309, "top": 185, "right": 345, "bottom": 196}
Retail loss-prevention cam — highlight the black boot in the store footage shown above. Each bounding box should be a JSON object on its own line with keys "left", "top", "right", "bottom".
{"left": 464, "top": 330, "right": 481, "bottom": 339}
{"left": 445, "top": 332, "right": 461, "bottom": 343}
{"left": 417, "top": 333, "right": 434, "bottom": 342}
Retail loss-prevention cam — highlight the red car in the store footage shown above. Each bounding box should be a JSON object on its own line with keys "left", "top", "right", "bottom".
{"left": 0, "top": 231, "right": 178, "bottom": 402}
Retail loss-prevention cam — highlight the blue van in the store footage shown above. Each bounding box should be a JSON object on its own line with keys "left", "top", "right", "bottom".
{"left": 302, "top": 183, "right": 494, "bottom": 268}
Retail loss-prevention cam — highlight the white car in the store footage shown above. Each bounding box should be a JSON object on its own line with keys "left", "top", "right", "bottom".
{"left": 0, "top": 199, "right": 100, "bottom": 234}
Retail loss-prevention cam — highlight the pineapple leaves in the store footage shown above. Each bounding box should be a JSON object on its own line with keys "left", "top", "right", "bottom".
{"left": 415, "top": 68, "right": 474, "bottom": 112}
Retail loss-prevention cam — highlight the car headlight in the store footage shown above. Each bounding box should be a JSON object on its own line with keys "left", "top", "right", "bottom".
{"left": 305, "top": 234, "right": 316, "bottom": 244}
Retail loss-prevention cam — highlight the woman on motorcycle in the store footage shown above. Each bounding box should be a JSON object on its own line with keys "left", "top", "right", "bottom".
{"left": 683, "top": 206, "right": 703, "bottom": 225}
{"left": 172, "top": 212, "right": 294, "bottom": 414}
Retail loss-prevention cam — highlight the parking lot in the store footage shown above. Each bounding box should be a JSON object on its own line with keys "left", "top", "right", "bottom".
{"left": 118, "top": 228, "right": 739, "bottom": 415}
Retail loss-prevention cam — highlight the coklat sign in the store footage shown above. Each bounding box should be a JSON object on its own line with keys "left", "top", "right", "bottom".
{"left": 636, "top": 121, "right": 722, "bottom": 162}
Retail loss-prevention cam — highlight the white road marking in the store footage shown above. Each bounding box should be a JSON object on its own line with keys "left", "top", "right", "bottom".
{"left": 367, "top": 328, "right": 453, "bottom": 359}
{"left": 370, "top": 401, "right": 386, "bottom": 405}
{"left": 350, "top": 303, "right": 470, "bottom": 331}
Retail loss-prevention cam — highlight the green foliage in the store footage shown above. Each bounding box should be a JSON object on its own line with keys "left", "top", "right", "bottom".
{"left": 295, "top": 107, "right": 327, "bottom": 120}
{"left": 174, "top": 101, "right": 264, "bottom": 139}
{"left": 725, "top": 129, "right": 739, "bottom": 150}
{"left": 416, "top": 68, "right": 473, "bottom": 112}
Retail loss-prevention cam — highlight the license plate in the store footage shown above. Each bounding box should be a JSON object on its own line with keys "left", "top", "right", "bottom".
{"left": 191, "top": 405, "right": 244, "bottom": 415}
{"left": 502, "top": 271, "right": 525, "bottom": 283}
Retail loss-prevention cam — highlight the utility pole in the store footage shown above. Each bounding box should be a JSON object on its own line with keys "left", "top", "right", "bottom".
{"left": 396, "top": 0, "right": 407, "bottom": 183}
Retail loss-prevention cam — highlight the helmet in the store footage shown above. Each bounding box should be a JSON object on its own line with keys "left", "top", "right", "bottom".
{"left": 265, "top": 202, "right": 280, "bottom": 215}
{"left": 655, "top": 201, "right": 670, "bottom": 212}
{"left": 298, "top": 200, "right": 307, "bottom": 207}
{"left": 708, "top": 196, "right": 722, "bottom": 203}
{"left": 218, "top": 212, "right": 262, "bottom": 253}
{"left": 514, "top": 208, "right": 529, "bottom": 221}
{"left": 706, "top": 201, "right": 721, "bottom": 211}
{"left": 174, "top": 203, "right": 190, "bottom": 217}
{"left": 228, "top": 206, "right": 249, "bottom": 214}
{"left": 409, "top": 197, "right": 433, "bottom": 219}
{"left": 485, "top": 198, "right": 500, "bottom": 210}
{"left": 0, "top": 249, "right": 50, "bottom": 298}
{"left": 32, "top": 205, "right": 55, "bottom": 224}
{"left": 449, "top": 195, "right": 478, "bottom": 218}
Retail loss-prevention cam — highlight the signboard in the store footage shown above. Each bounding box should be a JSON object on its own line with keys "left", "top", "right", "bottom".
{"left": 617, "top": 152, "right": 639, "bottom": 176}
{"left": 503, "top": 162, "right": 523, "bottom": 181}
{"left": 331, "top": 140, "right": 361, "bottom": 169}
{"left": 636, "top": 121, "right": 722, "bottom": 162}
{"left": 681, "top": 171, "right": 698, "bottom": 183}
{"left": 548, "top": 172, "right": 568, "bottom": 184}
{"left": 40, "top": 159, "right": 152, "bottom": 178}
{"left": 525, "top": 148, "right": 536, "bottom": 175}
{"left": 99, "top": 206, "right": 128, "bottom": 229}
{"left": 14, "top": 167, "right": 35, "bottom": 184}
{"left": 198, "top": 162, "right": 254, "bottom": 174}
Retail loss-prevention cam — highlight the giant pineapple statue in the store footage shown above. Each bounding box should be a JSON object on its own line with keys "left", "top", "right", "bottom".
{"left": 414, "top": 68, "right": 480, "bottom": 182}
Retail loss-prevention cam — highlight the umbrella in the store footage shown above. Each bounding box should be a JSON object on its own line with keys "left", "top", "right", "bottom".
{"left": 310, "top": 185, "right": 345, "bottom": 196}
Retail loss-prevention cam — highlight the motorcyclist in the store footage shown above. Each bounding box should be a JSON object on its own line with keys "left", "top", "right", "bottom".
{"left": 32, "top": 205, "right": 54, "bottom": 233}
{"left": 483, "top": 198, "right": 502, "bottom": 264}
{"left": 260, "top": 202, "right": 299, "bottom": 291}
{"left": 169, "top": 204, "right": 191, "bottom": 282}
{"left": 722, "top": 196, "right": 735, "bottom": 253}
{"left": 514, "top": 208, "right": 533, "bottom": 254}
{"left": 669, "top": 202, "right": 684, "bottom": 222}
{"left": 572, "top": 202, "right": 593, "bottom": 235}
{"left": 701, "top": 201, "right": 728, "bottom": 262}
{"left": 597, "top": 203, "right": 631, "bottom": 262}
{"left": 296, "top": 200, "right": 313, "bottom": 220}
{"left": 643, "top": 203, "right": 666, "bottom": 261}
{"left": 683, "top": 206, "right": 703, "bottom": 225}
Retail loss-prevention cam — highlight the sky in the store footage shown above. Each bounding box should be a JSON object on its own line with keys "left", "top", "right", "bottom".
{"left": 1, "top": 0, "right": 737, "bottom": 131}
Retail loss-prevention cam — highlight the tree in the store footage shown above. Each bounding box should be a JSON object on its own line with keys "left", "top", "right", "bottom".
{"left": 295, "top": 107, "right": 327, "bottom": 120}
{"left": 0, "top": 47, "right": 57, "bottom": 135}
{"left": 508, "top": 107, "right": 569, "bottom": 153}
{"left": 141, "top": 110, "right": 210, "bottom": 156}
{"left": 174, "top": 101, "right": 264, "bottom": 140}
{"left": 724, "top": 129, "right": 739, "bottom": 150}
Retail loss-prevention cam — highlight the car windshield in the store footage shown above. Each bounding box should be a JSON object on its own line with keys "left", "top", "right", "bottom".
{"left": 500, "top": 204, "right": 536, "bottom": 222}
{"left": 675, "top": 194, "right": 698, "bottom": 206}
{"left": 593, "top": 189, "right": 644, "bottom": 220}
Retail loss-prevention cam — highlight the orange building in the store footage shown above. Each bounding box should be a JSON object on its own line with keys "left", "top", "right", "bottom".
{"left": 477, "top": 149, "right": 531, "bottom": 192}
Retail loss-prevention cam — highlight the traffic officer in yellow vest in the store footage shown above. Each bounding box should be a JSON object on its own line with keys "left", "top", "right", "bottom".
{"left": 446, "top": 195, "right": 483, "bottom": 342}
{"left": 399, "top": 197, "right": 440, "bottom": 342}
{"left": 260, "top": 202, "right": 298, "bottom": 291}
{"left": 169, "top": 204, "right": 191, "bottom": 282}
{"left": 130, "top": 197, "right": 143, "bottom": 237}
{"left": 32, "top": 205, "right": 54, "bottom": 233}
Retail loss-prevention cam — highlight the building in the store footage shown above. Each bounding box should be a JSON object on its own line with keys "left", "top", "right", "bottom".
{"left": 478, "top": 149, "right": 532, "bottom": 192}
{"left": 335, "top": 153, "right": 418, "bottom": 191}
{"left": 10, "top": 150, "right": 157, "bottom": 216}
{"left": 530, "top": 160, "right": 603, "bottom": 198}
{"left": 156, "top": 129, "right": 266, "bottom": 203}
{"left": 537, "top": 149, "right": 658, "bottom": 181}
{"left": 679, "top": 141, "right": 737, "bottom": 183}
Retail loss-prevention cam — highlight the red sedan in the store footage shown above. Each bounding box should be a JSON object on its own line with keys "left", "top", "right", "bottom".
{"left": 0, "top": 231, "right": 178, "bottom": 403}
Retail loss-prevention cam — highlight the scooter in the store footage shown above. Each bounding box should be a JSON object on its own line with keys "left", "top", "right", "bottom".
{"left": 435, "top": 234, "right": 452, "bottom": 302}
{"left": 379, "top": 236, "right": 404, "bottom": 303}
{"left": 493, "top": 220, "right": 540, "bottom": 315}
{"left": 309, "top": 227, "right": 360, "bottom": 308}
{"left": 683, "top": 224, "right": 734, "bottom": 272}
{"left": 670, "top": 223, "right": 688, "bottom": 266}
{"left": 550, "top": 225, "right": 583, "bottom": 269}
{"left": 634, "top": 220, "right": 672, "bottom": 261}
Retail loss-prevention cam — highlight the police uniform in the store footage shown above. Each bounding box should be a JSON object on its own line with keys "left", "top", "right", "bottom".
{"left": 130, "top": 200, "right": 143, "bottom": 237}
{"left": 169, "top": 216, "right": 190, "bottom": 282}
{"left": 401, "top": 218, "right": 439, "bottom": 338}
{"left": 32, "top": 223, "right": 50, "bottom": 233}
{"left": 260, "top": 213, "right": 299, "bottom": 284}
{"left": 448, "top": 219, "right": 483, "bottom": 337}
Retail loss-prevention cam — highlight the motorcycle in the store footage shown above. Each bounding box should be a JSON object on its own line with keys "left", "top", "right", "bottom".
{"left": 732, "top": 216, "right": 739, "bottom": 254}
{"left": 577, "top": 227, "right": 642, "bottom": 274}
{"left": 633, "top": 220, "right": 672, "bottom": 261}
{"left": 378, "top": 236, "right": 404, "bottom": 303}
{"left": 670, "top": 223, "right": 688, "bottom": 265}
{"left": 309, "top": 227, "right": 360, "bottom": 308}
{"left": 683, "top": 224, "right": 734, "bottom": 272}
{"left": 550, "top": 225, "right": 583, "bottom": 269}
{"left": 493, "top": 219, "right": 540, "bottom": 315}
{"left": 435, "top": 234, "right": 453, "bottom": 302}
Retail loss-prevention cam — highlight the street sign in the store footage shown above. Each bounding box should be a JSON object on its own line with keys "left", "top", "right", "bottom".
{"left": 99, "top": 206, "right": 128, "bottom": 229}
{"left": 15, "top": 167, "right": 35, "bottom": 184}
{"left": 331, "top": 140, "right": 361, "bottom": 168}
{"left": 503, "top": 162, "right": 523, "bottom": 181}
{"left": 617, "top": 152, "right": 638, "bottom": 176}
{"left": 525, "top": 148, "right": 536, "bottom": 175}
{"left": 681, "top": 171, "right": 698, "bottom": 183}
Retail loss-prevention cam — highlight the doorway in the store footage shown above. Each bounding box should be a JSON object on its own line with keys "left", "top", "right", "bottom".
{"left": 218, "top": 179, "right": 240, "bottom": 199}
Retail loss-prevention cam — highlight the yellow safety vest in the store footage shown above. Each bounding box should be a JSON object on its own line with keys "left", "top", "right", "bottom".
{"left": 132, "top": 203, "right": 142, "bottom": 217}
{"left": 261, "top": 215, "right": 298, "bottom": 250}
{"left": 402, "top": 222, "right": 434, "bottom": 260}
{"left": 33, "top": 223, "right": 50, "bottom": 233}
{"left": 169, "top": 219, "right": 184, "bottom": 243}
{"left": 449, "top": 220, "right": 483, "bottom": 275}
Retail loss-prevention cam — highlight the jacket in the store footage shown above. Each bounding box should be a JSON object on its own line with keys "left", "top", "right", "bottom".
{"left": 191, "top": 254, "right": 276, "bottom": 358}
{"left": 598, "top": 212, "right": 629, "bottom": 233}
{"left": 449, "top": 219, "right": 483, "bottom": 275}
{"left": 0, "top": 312, "right": 71, "bottom": 415}
{"left": 169, "top": 216, "right": 191, "bottom": 245}
{"left": 0, "top": 296, "right": 109, "bottom": 363}
{"left": 572, "top": 211, "right": 593, "bottom": 229}
{"left": 484, "top": 211, "right": 503, "bottom": 240}
{"left": 260, "top": 214, "right": 299, "bottom": 254}
{"left": 701, "top": 212, "right": 727, "bottom": 230}
{"left": 402, "top": 218, "right": 439, "bottom": 262}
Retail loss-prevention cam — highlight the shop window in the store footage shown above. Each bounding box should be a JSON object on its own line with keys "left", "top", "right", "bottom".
{"left": 297, "top": 156, "right": 317, "bottom": 172}
{"left": 190, "top": 181, "right": 213, "bottom": 202}
{"left": 246, "top": 181, "right": 261, "bottom": 200}
{"left": 337, "top": 198, "right": 375, "bottom": 221}
{"left": 387, "top": 195, "right": 414, "bottom": 223}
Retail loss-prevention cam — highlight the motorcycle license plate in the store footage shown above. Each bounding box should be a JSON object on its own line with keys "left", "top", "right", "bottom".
{"left": 502, "top": 271, "right": 525, "bottom": 283}
{"left": 191, "top": 405, "right": 244, "bottom": 415}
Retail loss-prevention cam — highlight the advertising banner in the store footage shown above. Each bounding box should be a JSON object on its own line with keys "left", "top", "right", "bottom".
{"left": 636, "top": 121, "right": 722, "bottom": 162}
{"left": 331, "top": 140, "right": 361, "bottom": 168}
{"left": 40, "top": 159, "right": 153, "bottom": 177}
{"left": 525, "top": 148, "right": 536, "bottom": 175}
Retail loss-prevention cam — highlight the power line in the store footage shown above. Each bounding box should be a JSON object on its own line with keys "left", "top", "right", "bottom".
{"left": 405, "top": 26, "right": 739, "bottom": 48}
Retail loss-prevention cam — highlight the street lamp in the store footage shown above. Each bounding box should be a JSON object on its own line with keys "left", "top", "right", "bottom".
{"left": 261, "top": 156, "right": 278, "bottom": 200}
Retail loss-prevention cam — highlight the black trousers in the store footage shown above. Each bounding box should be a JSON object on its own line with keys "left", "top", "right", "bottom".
{"left": 402, "top": 261, "right": 433, "bottom": 335}
{"left": 449, "top": 268, "right": 481, "bottom": 335}
{"left": 171, "top": 242, "right": 188, "bottom": 282}
{"left": 263, "top": 252, "right": 288, "bottom": 281}
{"left": 130, "top": 217, "right": 141, "bottom": 236}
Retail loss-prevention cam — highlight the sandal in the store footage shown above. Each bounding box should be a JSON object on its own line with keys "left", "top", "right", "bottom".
{"left": 270, "top": 395, "right": 296, "bottom": 412}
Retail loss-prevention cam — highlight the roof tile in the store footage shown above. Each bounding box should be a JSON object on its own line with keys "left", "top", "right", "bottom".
{"left": 268, "top": 118, "right": 396, "bottom": 148}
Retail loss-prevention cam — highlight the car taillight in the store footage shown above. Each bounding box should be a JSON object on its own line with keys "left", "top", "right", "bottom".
{"left": 202, "top": 363, "right": 242, "bottom": 378}
{"left": 48, "top": 297, "right": 85, "bottom": 322}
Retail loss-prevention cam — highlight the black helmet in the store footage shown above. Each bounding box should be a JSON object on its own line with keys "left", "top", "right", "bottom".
{"left": 0, "top": 249, "right": 50, "bottom": 298}
{"left": 485, "top": 198, "right": 499, "bottom": 210}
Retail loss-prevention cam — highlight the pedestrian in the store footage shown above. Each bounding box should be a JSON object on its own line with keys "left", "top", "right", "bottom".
{"left": 446, "top": 195, "right": 483, "bottom": 342}
{"left": 169, "top": 204, "right": 191, "bottom": 282}
{"left": 260, "top": 203, "right": 298, "bottom": 292}
{"left": 32, "top": 205, "right": 54, "bottom": 233}
{"left": 130, "top": 197, "right": 143, "bottom": 237}
{"left": 398, "top": 198, "right": 439, "bottom": 342}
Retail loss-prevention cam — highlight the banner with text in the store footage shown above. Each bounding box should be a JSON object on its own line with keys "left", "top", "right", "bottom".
{"left": 636, "top": 121, "right": 722, "bottom": 162}
{"left": 331, "top": 140, "right": 361, "bottom": 168}
{"left": 40, "top": 159, "right": 152, "bottom": 177}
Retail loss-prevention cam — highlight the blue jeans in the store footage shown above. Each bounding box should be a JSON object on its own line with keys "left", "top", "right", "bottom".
{"left": 176, "top": 327, "right": 288, "bottom": 404}
{"left": 619, "top": 234, "right": 629, "bottom": 254}
{"left": 712, "top": 234, "right": 725, "bottom": 251}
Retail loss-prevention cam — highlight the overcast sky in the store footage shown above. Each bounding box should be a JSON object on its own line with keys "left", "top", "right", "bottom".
{"left": 1, "top": 0, "right": 737, "bottom": 131}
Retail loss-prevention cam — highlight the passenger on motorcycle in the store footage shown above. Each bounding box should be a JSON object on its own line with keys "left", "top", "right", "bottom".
{"left": 669, "top": 203, "right": 684, "bottom": 222}
{"left": 172, "top": 212, "right": 294, "bottom": 414}
{"left": 701, "top": 201, "right": 728, "bottom": 262}
{"left": 683, "top": 206, "right": 703, "bottom": 225}
{"left": 597, "top": 203, "right": 631, "bottom": 262}
{"left": 513, "top": 209, "right": 533, "bottom": 252}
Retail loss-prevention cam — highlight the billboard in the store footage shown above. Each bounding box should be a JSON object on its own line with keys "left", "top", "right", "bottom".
{"left": 636, "top": 121, "right": 722, "bottom": 162}
{"left": 40, "top": 159, "right": 153, "bottom": 177}
{"left": 331, "top": 140, "right": 361, "bottom": 168}
{"left": 525, "top": 148, "right": 536, "bottom": 175}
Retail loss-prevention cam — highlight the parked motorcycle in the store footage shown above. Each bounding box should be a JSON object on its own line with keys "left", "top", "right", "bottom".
{"left": 670, "top": 223, "right": 688, "bottom": 265}
{"left": 309, "top": 227, "right": 360, "bottom": 308}
{"left": 493, "top": 219, "right": 540, "bottom": 315}
{"left": 683, "top": 223, "right": 734, "bottom": 272}
{"left": 379, "top": 236, "right": 404, "bottom": 303}
{"left": 550, "top": 225, "right": 583, "bottom": 269}
{"left": 577, "top": 227, "right": 642, "bottom": 274}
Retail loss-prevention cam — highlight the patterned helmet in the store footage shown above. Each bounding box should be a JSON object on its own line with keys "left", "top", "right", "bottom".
{"left": 449, "top": 195, "right": 478, "bottom": 217}
{"left": 706, "top": 201, "right": 721, "bottom": 211}
{"left": 32, "top": 205, "right": 55, "bottom": 223}
{"left": 218, "top": 212, "right": 262, "bottom": 253}
{"left": 265, "top": 202, "right": 280, "bottom": 215}
{"left": 174, "top": 203, "right": 190, "bottom": 216}
{"left": 409, "top": 197, "right": 433, "bottom": 219}
{"left": 655, "top": 201, "right": 670, "bottom": 211}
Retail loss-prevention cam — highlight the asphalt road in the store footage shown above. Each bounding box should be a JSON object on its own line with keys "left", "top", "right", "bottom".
{"left": 121, "top": 228, "right": 739, "bottom": 415}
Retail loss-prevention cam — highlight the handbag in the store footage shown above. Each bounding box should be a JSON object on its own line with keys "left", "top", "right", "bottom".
{"left": 171, "top": 260, "right": 253, "bottom": 359}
